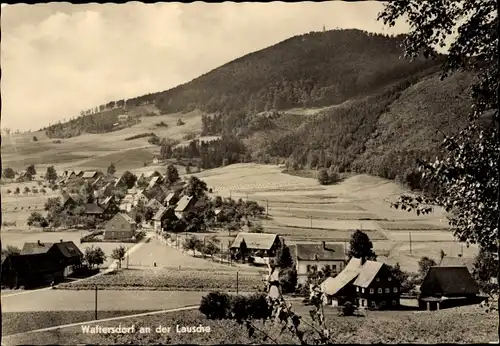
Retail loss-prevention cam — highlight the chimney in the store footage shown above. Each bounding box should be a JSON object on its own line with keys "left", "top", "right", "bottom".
{"left": 37, "top": 240, "right": 42, "bottom": 246}
{"left": 60, "top": 239, "right": 63, "bottom": 243}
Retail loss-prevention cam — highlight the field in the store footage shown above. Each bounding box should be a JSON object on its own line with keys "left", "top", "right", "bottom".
{"left": 58, "top": 267, "right": 265, "bottom": 292}
{"left": 192, "top": 163, "right": 477, "bottom": 274}
{"left": 2, "top": 305, "right": 494, "bottom": 345}
{"left": 0, "top": 109, "right": 205, "bottom": 173}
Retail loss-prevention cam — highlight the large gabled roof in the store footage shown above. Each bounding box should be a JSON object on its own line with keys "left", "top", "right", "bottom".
{"left": 353, "top": 260, "right": 385, "bottom": 288}
{"left": 82, "top": 171, "right": 98, "bottom": 179}
{"left": 174, "top": 195, "right": 195, "bottom": 213}
{"left": 420, "top": 266, "right": 480, "bottom": 297}
{"left": 85, "top": 203, "right": 104, "bottom": 214}
{"left": 320, "top": 257, "right": 363, "bottom": 296}
{"left": 230, "top": 232, "right": 279, "bottom": 250}
{"left": 21, "top": 241, "right": 83, "bottom": 258}
{"left": 295, "top": 243, "right": 345, "bottom": 261}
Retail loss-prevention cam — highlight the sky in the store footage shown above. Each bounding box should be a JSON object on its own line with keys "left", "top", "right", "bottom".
{"left": 1, "top": 1, "right": 410, "bottom": 132}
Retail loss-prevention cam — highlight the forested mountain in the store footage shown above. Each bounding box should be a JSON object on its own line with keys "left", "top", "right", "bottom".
{"left": 43, "top": 29, "right": 475, "bottom": 191}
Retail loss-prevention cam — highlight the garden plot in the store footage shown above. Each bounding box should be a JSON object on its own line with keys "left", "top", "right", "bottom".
{"left": 59, "top": 268, "right": 265, "bottom": 292}
{"left": 270, "top": 216, "right": 379, "bottom": 231}
{"left": 266, "top": 225, "right": 387, "bottom": 242}
{"left": 271, "top": 208, "right": 379, "bottom": 221}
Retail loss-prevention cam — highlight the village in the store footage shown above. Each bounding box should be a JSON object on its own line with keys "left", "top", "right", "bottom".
{"left": 1, "top": 165, "right": 492, "bottom": 317}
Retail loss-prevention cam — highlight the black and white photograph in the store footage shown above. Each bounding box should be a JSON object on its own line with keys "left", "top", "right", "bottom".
{"left": 1, "top": 1, "right": 499, "bottom": 344}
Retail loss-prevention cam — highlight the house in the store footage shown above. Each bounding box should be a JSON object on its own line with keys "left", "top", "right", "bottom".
{"left": 61, "top": 192, "right": 77, "bottom": 210}
{"left": 353, "top": 261, "right": 400, "bottom": 310}
{"left": 294, "top": 242, "right": 346, "bottom": 285}
{"left": 99, "top": 197, "right": 120, "bottom": 220}
{"left": 81, "top": 171, "right": 98, "bottom": 180}
{"left": 163, "top": 192, "right": 180, "bottom": 206}
{"left": 148, "top": 176, "right": 162, "bottom": 190}
{"left": 134, "top": 189, "right": 150, "bottom": 206}
{"left": 418, "top": 266, "right": 481, "bottom": 311}
{"left": 84, "top": 203, "right": 104, "bottom": 218}
{"left": 138, "top": 170, "right": 162, "bottom": 182}
{"left": 152, "top": 156, "right": 164, "bottom": 165}
{"left": 114, "top": 175, "right": 127, "bottom": 188}
{"left": 174, "top": 195, "right": 197, "bottom": 219}
{"left": 152, "top": 206, "right": 177, "bottom": 233}
{"left": 440, "top": 257, "right": 475, "bottom": 274}
{"left": 230, "top": 232, "right": 281, "bottom": 258}
{"left": 214, "top": 208, "right": 223, "bottom": 222}
{"left": 146, "top": 198, "right": 164, "bottom": 211}
{"left": 21, "top": 240, "right": 84, "bottom": 278}
{"left": 119, "top": 200, "right": 133, "bottom": 213}
{"left": 1, "top": 253, "right": 64, "bottom": 288}
{"left": 118, "top": 114, "right": 129, "bottom": 123}
{"left": 75, "top": 171, "right": 84, "bottom": 178}
{"left": 321, "top": 258, "right": 363, "bottom": 307}
{"left": 104, "top": 213, "right": 137, "bottom": 240}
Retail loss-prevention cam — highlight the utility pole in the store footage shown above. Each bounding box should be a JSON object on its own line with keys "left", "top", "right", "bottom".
{"left": 126, "top": 255, "right": 129, "bottom": 269}
{"left": 310, "top": 216, "right": 313, "bottom": 229}
{"left": 203, "top": 237, "right": 206, "bottom": 259}
{"left": 409, "top": 231, "right": 412, "bottom": 254}
{"left": 266, "top": 199, "right": 269, "bottom": 218}
{"left": 220, "top": 242, "right": 223, "bottom": 264}
{"left": 496, "top": 0, "right": 500, "bottom": 341}
{"left": 94, "top": 285, "right": 98, "bottom": 320}
{"left": 236, "top": 271, "right": 239, "bottom": 295}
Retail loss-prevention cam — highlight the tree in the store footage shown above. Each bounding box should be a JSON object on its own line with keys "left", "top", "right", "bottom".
{"left": 107, "top": 163, "right": 116, "bottom": 176}
{"left": 80, "top": 181, "right": 95, "bottom": 203}
{"left": 317, "top": 169, "right": 330, "bottom": 185}
{"left": 26, "top": 164, "right": 36, "bottom": 180}
{"left": 27, "top": 212, "right": 45, "bottom": 228}
{"left": 239, "top": 239, "right": 248, "bottom": 261}
{"left": 45, "top": 166, "right": 58, "bottom": 182}
{"left": 2, "top": 167, "right": 15, "bottom": 179}
{"left": 378, "top": 0, "right": 500, "bottom": 333}
{"left": 111, "top": 246, "right": 127, "bottom": 269}
{"left": 32, "top": 136, "right": 38, "bottom": 142}
{"left": 165, "top": 164, "right": 180, "bottom": 185}
{"left": 44, "top": 197, "right": 62, "bottom": 213}
{"left": 2, "top": 245, "right": 21, "bottom": 256}
{"left": 185, "top": 163, "right": 192, "bottom": 174}
{"left": 473, "top": 248, "right": 498, "bottom": 294}
{"left": 347, "top": 229, "right": 377, "bottom": 261}
{"left": 439, "top": 249, "right": 447, "bottom": 264}
{"left": 14, "top": 187, "right": 20, "bottom": 194}
{"left": 183, "top": 235, "right": 203, "bottom": 255}
{"left": 121, "top": 171, "right": 137, "bottom": 189}
{"left": 24, "top": 186, "right": 31, "bottom": 194}
{"left": 275, "top": 239, "right": 294, "bottom": 269}
{"left": 184, "top": 176, "right": 208, "bottom": 199}
{"left": 387, "top": 262, "right": 415, "bottom": 294}
{"left": 417, "top": 256, "right": 437, "bottom": 280}
{"left": 84, "top": 246, "right": 107, "bottom": 269}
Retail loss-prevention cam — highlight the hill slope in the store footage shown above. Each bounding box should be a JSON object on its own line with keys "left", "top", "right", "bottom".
{"left": 10, "top": 29, "right": 475, "bottom": 189}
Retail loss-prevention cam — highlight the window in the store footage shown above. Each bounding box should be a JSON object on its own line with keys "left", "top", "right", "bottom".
{"left": 112, "top": 225, "right": 115, "bottom": 229}
{"left": 376, "top": 277, "right": 380, "bottom": 282}
{"left": 356, "top": 287, "right": 359, "bottom": 292}
{"left": 392, "top": 300, "right": 397, "bottom": 305}
{"left": 324, "top": 265, "right": 330, "bottom": 272}
{"left": 378, "top": 288, "right": 382, "bottom": 294}
{"left": 332, "top": 265, "right": 337, "bottom": 272}
{"left": 385, "top": 288, "right": 390, "bottom": 293}
{"left": 388, "top": 277, "right": 392, "bottom": 282}
{"left": 307, "top": 265, "right": 311, "bottom": 273}
{"left": 393, "top": 287, "right": 398, "bottom": 293}
{"left": 121, "top": 224, "right": 125, "bottom": 229}
{"left": 370, "top": 288, "right": 374, "bottom": 294}
{"left": 362, "top": 288, "right": 365, "bottom": 293}
{"left": 361, "top": 299, "right": 365, "bottom": 307}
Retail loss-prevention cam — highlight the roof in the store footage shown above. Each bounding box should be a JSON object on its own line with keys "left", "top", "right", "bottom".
{"left": 230, "top": 232, "right": 279, "bottom": 250}
{"left": 2, "top": 253, "right": 62, "bottom": 274}
{"left": 215, "top": 209, "right": 222, "bottom": 215}
{"left": 148, "top": 176, "right": 161, "bottom": 189}
{"left": 353, "top": 260, "right": 385, "bottom": 288}
{"left": 115, "top": 213, "right": 136, "bottom": 225}
{"left": 85, "top": 203, "right": 104, "bottom": 214}
{"left": 21, "top": 241, "right": 83, "bottom": 258}
{"left": 164, "top": 192, "right": 177, "bottom": 204}
{"left": 118, "top": 114, "right": 129, "bottom": 119}
{"left": 152, "top": 207, "right": 169, "bottom": 221}
{"left": 75, "top": 170, "right": 83, "bottom": 177}
{"left": 82, "top": 171, "right": 98, "bottom": 179}
{"left": 100, "top": 196, "right": 114, "bottom": 207}
{"left": 174, "top": 195, "right": 195, "bottom": 212}
{"left": 321, "top": 258, "right": 363, "bottom": 295}
{"left": 440, "top": 257, "right": 474, "bottom": 273}
{"left": 296, "top": 243, "right": 345, "bottom": 261}
{"left": 142, "top": 171, "right": 161, "bottom": 179}
{"left": 420, "top": 266, "right": 480, "bottom": 297}
{"left": 147, "top": 198, "right": 163, "bottom": 208}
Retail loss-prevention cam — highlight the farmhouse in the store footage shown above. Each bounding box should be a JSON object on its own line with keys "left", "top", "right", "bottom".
{"left": 84, "top": 203, "right": 104, "bottom": 218}
{"left": 152, "top": 206, "right": 177, "bottom": 233}
{"left": 321, "top": 257, "right": 363, "bottom": 306}
{"left": 148, "top": 176, "right": 162, "bottom": 190}
{"left": 163, "top": 192, "right": 180, "bottom": 206}
{"left": 353, "top": 261, "right": 400, "bottom": 310}
{"left": 21, "top": 240, "right": 84, "bottom": 277}
{"left": 230, "top": 232, "right": 281, "bottom": 258}
{"left": 1, "top": 253, "right": 63, "bottom": 289}
{"left": 174, "top": 195, "right": 197, "bottom": 219}
{"left": 138, "top": 170, "right": 162, "bottom": 181}
{"left": 104, "top": 213, "right": 137, "bottom": 240}
{"left": 118, "top": 114, "right": 129, "bottom": 123}
{"left": 99, "top": 197, "right": 120, "bottom": 220}
{"left": 440, "top": 257, "right": 475, "bottom": 274}
{"left": 418, "top": 266, "right": 481, "bottom": 311}
{"left": 134, "top": 189, "right": 149, "bottom": 206}
{"left": 294, "top": 242, "right": 346, "bottom": 285}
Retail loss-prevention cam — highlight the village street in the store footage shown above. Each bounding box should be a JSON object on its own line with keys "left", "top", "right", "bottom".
{"left": 1, "top": 289, "right": 204, "bottom": 312}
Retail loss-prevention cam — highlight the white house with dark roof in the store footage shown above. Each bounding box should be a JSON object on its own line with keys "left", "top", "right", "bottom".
{"left": 230, "top": 232, "right": 281, "bottom": 258}
{"left": 294, "top": 242, "right": 346, "bottom": 285}
{"left": 138, "top": 170, "right": 162, "bottom": 182}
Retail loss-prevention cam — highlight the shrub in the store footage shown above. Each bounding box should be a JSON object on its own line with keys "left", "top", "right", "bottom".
{"left": 6, "top": 189, "right": 12, "bottom": 194}
{"left": 341, "top": 301, "right": 356, "bottom": 316}
{"left": 155, "top": 121, "right": 169, "bottom": 127}
{"left": 124, "top": 133, "right": 155, "bottom": 141}
{"left": 279, "top": 268, "right": 298, "bottom": 294}
{"left": 177, "top": 119, "right": 185, "bottom": 126}
{"left": 148, "top": 135, "right": 160, "bottom": 145}
{"left": 199, "top": 292, "right": 232, "bottom": 319}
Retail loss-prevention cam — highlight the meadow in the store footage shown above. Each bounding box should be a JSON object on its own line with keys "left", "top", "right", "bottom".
{"left": 2, "top": 305, "right": 494, "bottom": 345}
